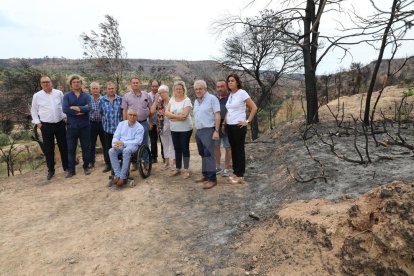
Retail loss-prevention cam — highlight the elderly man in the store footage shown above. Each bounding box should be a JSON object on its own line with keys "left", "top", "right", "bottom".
{"left": 108, "top": 109, "right": 144, "bottom": 186}
{"left": 193, "top": 80, "right": 221, "bottom": 189}
{"left": 63, "top": 75, "right": 91, "bottom": 178}
{"left": 99, "top": 82, "right": 123, "bottom": 173}
{"left": 122, "top": 77, "right": 152, "bottom": 169}
{"left": 31, "top": 75, "right": 68, "bottom": 180}
{"left": 88, "top": 81, "right": 105, "bottom": 169}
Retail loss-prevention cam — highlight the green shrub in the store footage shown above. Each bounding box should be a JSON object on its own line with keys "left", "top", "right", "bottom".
{"left": 0, "top": 132, "right": 10, "bottom": 147}
{"left": 0, "top": 119, "right": 14, "bottom": 135}
{"left": 11, "top": 130, "right": 32, "bottom": 141}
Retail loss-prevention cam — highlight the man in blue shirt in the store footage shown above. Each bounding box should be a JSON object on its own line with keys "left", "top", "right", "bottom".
{"left": 193, "top": 80, "right": 221, "bottom": 189}
{"left": 98, "top": 82, "right": 123, "bottom": 173}
{"left": 63, "top": 75, "right": 92, "bottom": 178}
{"left": 109, "top": 108, "right": 144, "bottom": 186}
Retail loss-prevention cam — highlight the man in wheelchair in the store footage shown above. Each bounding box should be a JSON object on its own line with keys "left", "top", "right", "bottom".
{"left": 109, "top": 108, "right": 144, "bottom": 186}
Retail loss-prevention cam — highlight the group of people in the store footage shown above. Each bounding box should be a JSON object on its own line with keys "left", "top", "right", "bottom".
{"left": 30, "top": 73, "right": 257, "bottom": 189}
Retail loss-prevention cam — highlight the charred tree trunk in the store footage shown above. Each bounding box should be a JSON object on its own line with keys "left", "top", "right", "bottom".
{"left": 363, "top": 0, "right": 398, "bottom": 125}
{"left": 303, "top": 0, "right": 320, "bottom": 125}
{"left": 251, "top": 115, "right": 259, "bottom": 141}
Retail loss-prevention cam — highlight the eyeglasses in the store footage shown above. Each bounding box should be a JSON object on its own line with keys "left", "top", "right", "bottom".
{"left": 41, "top": 81, "right": 51, "bottom": 84}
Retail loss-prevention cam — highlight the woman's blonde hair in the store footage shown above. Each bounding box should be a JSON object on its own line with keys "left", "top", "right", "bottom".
{"left": 172, "top": 80, "right": 187, "bottom": 99}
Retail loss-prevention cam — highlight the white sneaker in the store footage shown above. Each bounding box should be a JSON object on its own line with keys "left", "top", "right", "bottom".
{"left": 216, "top": 168, "right": 223, "bottom": 175}
{"left": 222, "top": 169, "right": 230, "bottom": 177}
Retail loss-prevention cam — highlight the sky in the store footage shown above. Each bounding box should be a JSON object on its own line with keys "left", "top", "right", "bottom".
{"left": 0, "top": 0, "right": 413, "bottom": 74}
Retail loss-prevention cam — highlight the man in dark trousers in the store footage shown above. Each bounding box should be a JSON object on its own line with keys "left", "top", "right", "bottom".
{"left": 63, "top": 75, "right": 91, "bottom": 178}
{"left": 31, "top": 75, "right": 68, "bottom": 180}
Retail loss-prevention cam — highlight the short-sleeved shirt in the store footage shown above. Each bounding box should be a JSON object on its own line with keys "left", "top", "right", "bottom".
{"left": 169, "top": 97, "right": 193, "bottom": 132}
{"left": 194, "top": 92, "right": 220, "bottom": 130}
{"left": 216, "top": 92, "right": 229, "bottom": 120}
{"left": 156, "top": 100, "right": 172, "bottom": 134}
{"left": 121, "top": 91, "right": 153, "bottom": 122}
{"left": 225, "top": 89, "right": 250, "bottom": 125}
{"left": 99, "top": 95, "right": 123, "bottom": 134}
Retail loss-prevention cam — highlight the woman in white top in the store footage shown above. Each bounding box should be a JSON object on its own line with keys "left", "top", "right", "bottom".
{"left": 224, "top": 73, "right": 257, "bottom": 184}
{"left": 150, "top": 85, "right": 175, "bottom": 170}
{"left": 165, "top": 81, "right": 193, "bottom": 178}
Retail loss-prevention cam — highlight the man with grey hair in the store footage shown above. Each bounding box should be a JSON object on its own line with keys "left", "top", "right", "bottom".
{"left": 193, "top": 80, "right": 221, "bottom": 189}
{"left": 108, "top": 108, "right": 144, "bottom": 186}
{"left": 88, "top": 81, "right": 104, "bottom": 169}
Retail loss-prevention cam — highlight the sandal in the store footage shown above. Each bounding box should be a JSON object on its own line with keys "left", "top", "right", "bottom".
{"left": 229, "top": 176, "right": 245, "bottom": 184}
{"left": 183, "top": 170, "right": 190, "bottom": 179}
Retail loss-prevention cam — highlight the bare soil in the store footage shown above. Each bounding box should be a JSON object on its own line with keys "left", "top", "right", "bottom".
{"left": 1, "top": 86, "right": 414, "bottom": 275}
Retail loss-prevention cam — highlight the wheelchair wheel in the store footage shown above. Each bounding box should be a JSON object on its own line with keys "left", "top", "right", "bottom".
{"left": 137, "top": 145, "right": 152, "bottom": 178}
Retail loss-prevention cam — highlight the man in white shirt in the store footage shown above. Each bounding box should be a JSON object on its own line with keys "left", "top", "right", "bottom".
{"left": 31, "top": 76, "right": 68, "bottom": 180}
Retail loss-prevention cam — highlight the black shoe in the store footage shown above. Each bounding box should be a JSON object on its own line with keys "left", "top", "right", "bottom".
{"left": 65, "top": 171, "right": 75, "bottom": 178}
{"left": 83, "top": 168, "right": 91, "bottom": 175}
{"left": 102, "top": 165, "right": 111, "bottom": 173}
{"left": 47, "top": 171, "right": 55, "bottom": 180}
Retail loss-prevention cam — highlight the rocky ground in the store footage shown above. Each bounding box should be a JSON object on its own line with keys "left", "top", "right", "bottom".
{"left": 0, "top": 86, "right": 413, "bottom": 275}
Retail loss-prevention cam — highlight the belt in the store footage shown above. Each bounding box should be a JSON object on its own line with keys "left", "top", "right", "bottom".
{"left": 40, "top": 120, "right": 63, "bottom": 125}
{"left": 138, "top": 119, "right": 147, "bottom": 123}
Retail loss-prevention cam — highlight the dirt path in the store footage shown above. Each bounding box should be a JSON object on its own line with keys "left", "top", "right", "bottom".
{"left": 0, "top": 143, "right": 273, "bottom": 275}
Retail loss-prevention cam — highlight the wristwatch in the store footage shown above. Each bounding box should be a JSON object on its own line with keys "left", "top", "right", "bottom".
{"left": 215, "top": 128, "right": 219, "bottom": 132}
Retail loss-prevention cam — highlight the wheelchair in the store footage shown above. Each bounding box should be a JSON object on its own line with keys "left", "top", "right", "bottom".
{"left": 108, "top": 144, "right": 152, "bottom": 187}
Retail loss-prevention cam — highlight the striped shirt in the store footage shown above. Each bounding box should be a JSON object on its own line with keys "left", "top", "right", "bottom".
{"left": 98, "top": 95, "right": 123, "bottom": 134}
{"left": 89, "top": 95, "right": 101, "bottom": 122}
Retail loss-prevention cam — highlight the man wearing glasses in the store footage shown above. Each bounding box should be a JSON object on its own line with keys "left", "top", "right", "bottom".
{"left": 108, "top": 109, "right": 144, "bottom": 186}
{"left": 31, "top": 76, "right": 68, "bottom": 180}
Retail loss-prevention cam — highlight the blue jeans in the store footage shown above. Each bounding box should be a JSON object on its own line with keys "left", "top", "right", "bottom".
{"left": 109, "top": 146, "right": 138, "bottom": 179}
{"left": 89, "top": 121, "right": 105, "bottom": 165}
{"left": 171, "top": 130, "right": 192, "bottom": 170}
{"left": 196, "top": 128, "right": 216, "bottom": 181}
{"left": 66, "top": 125, "right": 91, "bottom": 173}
